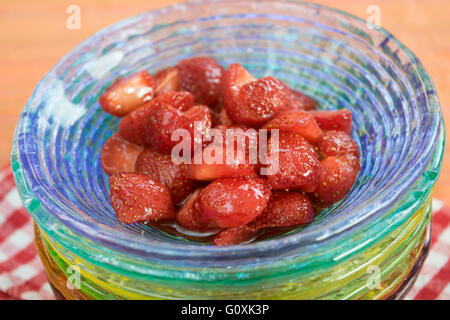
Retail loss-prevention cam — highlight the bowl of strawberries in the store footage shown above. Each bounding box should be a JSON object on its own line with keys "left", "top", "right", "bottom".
{"left": 12, "top": 0, "right": 444, "bottom": 299}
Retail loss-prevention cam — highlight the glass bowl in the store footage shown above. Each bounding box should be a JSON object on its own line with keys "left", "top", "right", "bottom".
{"left": 11, "top": 0, "right": 444, "bottom": 299}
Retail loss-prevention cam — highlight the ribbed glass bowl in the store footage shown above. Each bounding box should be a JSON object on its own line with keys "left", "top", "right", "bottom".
{"left": 11, "top": 0, "right": 444, "bottom": 299}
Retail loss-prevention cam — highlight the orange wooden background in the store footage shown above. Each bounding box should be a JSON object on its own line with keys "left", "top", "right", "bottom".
{"left": 1, "top": 0, "right": 449, "bottom": 202}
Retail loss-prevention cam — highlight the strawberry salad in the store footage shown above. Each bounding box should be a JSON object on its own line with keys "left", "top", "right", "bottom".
{"left": 99, "top": 57, "right": 361, "bottom": 246}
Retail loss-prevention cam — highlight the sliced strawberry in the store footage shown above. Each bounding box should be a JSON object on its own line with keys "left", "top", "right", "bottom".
{"left": 226, "top": 75, "right": 292, "bottom": 127}
{"left": 265, "top": 132, "right": 320, "bottom": 191}
{"left": 309, "top": 109, "right": 352, "bottom": 133}
{"left": 146, "top": 104, "right": 212, "bottom": 154}
{"left": 187, "top": 126, "right": 257, "bottom": 180}
{"left": 135, "top": 148, "right": 196, "bottom": 206}
{"left": 176, "top": 189, "right": 218, "bottom": 232}
{"left": 311, "top": 156, "right": 358, "bottom": 206}
{"left": 119, "top": 90, "right": 195, "bottom": 146}
{"left": 198, "top": 177, "right": 271, "bottom": 228}
{"left": 224, "top": 63, "right": 256, "bottom": 100}
{"left": 99, "top": 71, "right": 155, "bottom": 117}
{"left": 290, "top": 89, "right": 317, "bottom": 111}
{"left": 187, "top": 145, "right": 256, "bottom": 181}
{"left": 248, "top": 191, "right": 314, "bottom": 229}
{"left": 184, "top": 105, "right": 213, "bottom": 129}
{"left": 156, "top": 90, "right": 195, "bottom": 111}
{"left": 340, "top": 154, "right": 361, "bottom": 172}
{"left": 176, "top": 57, "right": 225, "bottom": 106}
{"left": 146, "top": 106, "right": 186, "bottom": 153}
{"left": 118, "top": 102, "right": 156, "bottom": 146}
{"left": 317, "top": 130, "right": 360, "bottom": 159}
{"left": 184, "top": 105, "right": 213, "bottom": 151}
{"left": 154, "top": 67, "right": 180, "bottom": 96}
{"left": 109, "top": 173, "right": 174, "bottom": 224}
{"left": 211, "top": 104, "right": 233, "bottom": 127}
{"left": 100, "top": 133, "right": 144, "bottom": 175}
{"left": 223, "top": 63, "right": 256, "bottom": 122}
{"left": 263, "top": 110, "right": 323, "bottom": 144}
{"left": 225, "top": 63, "right": 257, "bottom": 89}
{"left": 213, "top": 226, "right": 258, "bottom": 246}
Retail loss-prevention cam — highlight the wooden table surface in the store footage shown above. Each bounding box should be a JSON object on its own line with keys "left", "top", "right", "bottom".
{"left": 1, "top": 0, "right": 449, "bottom": 202}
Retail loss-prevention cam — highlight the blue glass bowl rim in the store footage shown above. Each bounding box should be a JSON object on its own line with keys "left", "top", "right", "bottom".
{"left": 12, "top": 0, "right": 444, "bottom": 257}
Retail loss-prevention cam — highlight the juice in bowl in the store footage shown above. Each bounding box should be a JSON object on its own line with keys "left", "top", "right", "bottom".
{"left": 11, "top": 0, "right": 444, "bottom": 299}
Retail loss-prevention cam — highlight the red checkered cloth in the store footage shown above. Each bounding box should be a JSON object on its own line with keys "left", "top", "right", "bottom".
{"left": 0, "top": 164, "right": 449, "bottom": 300}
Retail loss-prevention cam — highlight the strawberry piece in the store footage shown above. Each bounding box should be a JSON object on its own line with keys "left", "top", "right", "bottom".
{"left": 118, "top": 103, "right": 156, "bottom": 146}
{"left": 340, "top": 154, "right": 361, "bottom": 172}
{"left": 309, "top": 109, "right": 352, "bottom": 133}
{"left": 290, "top": 89, "right": 317, "bottom": 111}
{"left": 154, "top": 67, "right": 180, "bottom": 96}
{"left": 146, "top": 104, "right": 212, "bottom": 154}
{"left": 146, "top": 106, "right": 186, "bottom": 153}
{"left": 183, "top": 105, "right": 213, "bottom": 150}
{"left": 109, "top": 173, "right": 174, "bottom": 224}
{"left": 224, "top": 63, "right": 256, "bottom": 98}
{"left": 211, "top": 104, "right": 233, "bottom": 127}
{"left": 213, "top": 226, "right": 258, "bottom": 246}
{"left": 248, "top": 191, "right": 314, "bottom": 229}
{"left": 265, "top": 132, "right": 320, "bottom": 191}
{"left": 311, "top": 156, "right": 358, "bottom": 206}
{"left": 187, "top": 126, "right": 257, "bottom": 180}
{"left": 187, "top": 145, "right": 256, "bottom": 181}
{"left": 223, "top": 64, "right": 256, "bottom": 122}
{"left": 226, "top": 75, "right": 292, "bottom": 127}
{"left": 176, "top": 57, "right": 225, "bottom": 106}
{"left": 118, "top": 90, "right": 195, "bottom": 146}
{"left": 176, "top": 189, "right": 218, "bottom": 232}
{"left": 99, "top": 71, "right": 155, "bottom": 117}
{"left": 153, "top": 90, "right": 195, "bottom": 112}
{"left": 184, "top": 105, "right": 213, "bottom": 128}
{"left": 198, "top": 177, "right": 271, "bottom": 228}
{"left": 135, "top": 148, "right": 196, "bottom": 206}
{"left": 100, "top": 133, "right": 144, "bottom": 175}
{"left": 263, "top": 110, "right": 323, "bottom": 144}
{"left": 317, "top": 130, "right": 360, "bottom": 159}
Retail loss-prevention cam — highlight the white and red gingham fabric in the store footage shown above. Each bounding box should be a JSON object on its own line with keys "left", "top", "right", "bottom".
{"left": 0, "top": 164, "right": 448, "bottom": 300}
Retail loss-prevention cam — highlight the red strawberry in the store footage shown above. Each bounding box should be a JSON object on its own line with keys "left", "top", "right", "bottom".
{"left": 119, "top": 90, "right": 196, "bottom": 146}
{"left": 135, "top": 148, "right": 196, "bottom": 206}
{"left": 183, "top": 105, "right": 213, "bottom": 151}
{"left": 211, "top": 101, "right": 234, "bottom": 127}
{"left": 311, "top": 156, "right": 358, "bottom": 206}
{"left": 155, "top": 90, "right": 195, "bottom": 111}
{"left": 263, "top": 110, "right": 323, "bottom": 144}
{"left": 99, "top": 71, "right": 155, "bottom": 117}
{"left": 227, "top": 75, "right": 292, "bottom": 127}
{"left": 146, "top": 104, "right": 212, "bottom": 154}
{"left": 198, "top": 177, "right": 271, "bottom": 228}
{"left": 309, "top": 109, "right": 352, "bottom": 133}
{"left": 223, "top": 64, "right": 255, "bottom": 121}
{"left": 317, "top": 130, "right": 360, "bottom": 159}
{"left": 154, "top": 67, "right": 180, "bottom": 96}
{"left": 109, "top": 173, "right": 174, "bottom": 224}
{"left": 340, "top": 154, "right": 361, "bottom": 172}
{"left": 248, "top": 191, "right": 314, "bottom": 229}
{"left": 100, "top": 133, "right": 144, "bottom": 175}
{"left": 213, "top": 226, "right": 258, "bottom": 246}
{"left": 187, "top": 126, "right": 257, "bottom": 180}
{"left": 290, "top": 89, "right": 317, "bottom": 111}
{"left": 176, "top": 57, "right": 225, "bottom": 106}
{"left": 187, "top": 144, "right": 256, "bottom": 181}
{"left": 224, "top": 63, "right": 256, "bottom": 93}
{"left": 118, "top": 103, "right": 156, "bottom": 146}
{"left": 176, "top": 189, "right": 219, "bottom": 232}
{"left": 265, "top": 132, "right": 320, "bottom": 192}
{"left": 146, "top": 106, "right": 186, "bottom": 153}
